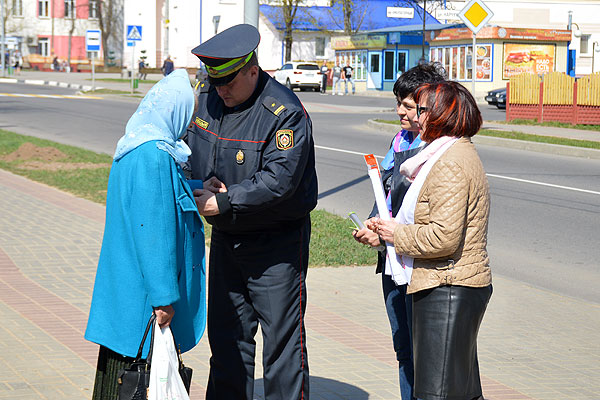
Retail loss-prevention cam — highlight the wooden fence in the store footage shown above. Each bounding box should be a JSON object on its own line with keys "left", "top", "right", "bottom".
{"left": 507, "top": 72, "right": 600, "bottom": 125}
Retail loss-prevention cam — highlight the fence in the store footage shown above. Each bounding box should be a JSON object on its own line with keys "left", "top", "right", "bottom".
{"left": 506, "top": 72, "right": 600, "bottom": 125}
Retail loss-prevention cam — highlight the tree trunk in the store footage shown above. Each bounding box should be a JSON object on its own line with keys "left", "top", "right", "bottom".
{"left": 284, "top": 29, "right": 293, "bottom": 62}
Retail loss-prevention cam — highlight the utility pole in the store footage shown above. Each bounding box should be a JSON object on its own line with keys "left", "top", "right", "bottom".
{"left": 1, "top": 0, "right": 5, "bottom": 77}
{"left": 421, "top": 0, "right": 427, "bottom": 60}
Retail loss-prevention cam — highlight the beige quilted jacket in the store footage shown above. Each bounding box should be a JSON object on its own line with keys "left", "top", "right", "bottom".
{"left": 393, "top": 137, "right": 492, "bottom": 295}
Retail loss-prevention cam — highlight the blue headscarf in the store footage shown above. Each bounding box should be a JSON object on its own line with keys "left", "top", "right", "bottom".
{"left": 113, "top": 69, "right": 194, "bottom": 163}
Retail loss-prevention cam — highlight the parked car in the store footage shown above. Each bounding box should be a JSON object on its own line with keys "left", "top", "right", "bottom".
{"left": 496, "top": 89, "right": 506, "bottom": 109}
{"left": 273, "top": 62, "right": 321, "bottom": 92}
{"left": 485, "top": 87, "right": 507, "bottom": 107}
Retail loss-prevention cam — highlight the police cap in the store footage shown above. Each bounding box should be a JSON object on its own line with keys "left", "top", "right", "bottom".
{"left": 191, "top": 24, "right": 260, "bottom": 86}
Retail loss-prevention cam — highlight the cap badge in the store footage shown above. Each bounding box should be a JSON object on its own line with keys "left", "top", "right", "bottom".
{"left": 236, "top": 150, "right": 245, "bottom": 165}
{"left": 276, "top": 130, "right": 294, "bottom": 150}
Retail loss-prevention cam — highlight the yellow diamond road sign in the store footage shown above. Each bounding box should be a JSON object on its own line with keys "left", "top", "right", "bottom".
{"left": 458, "top": 0, "right": 494, "bottom": 34}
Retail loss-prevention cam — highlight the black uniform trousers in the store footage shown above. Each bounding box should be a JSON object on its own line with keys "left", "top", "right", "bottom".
{"left": 206, "top": 218, "right": 310, "bottom": 400}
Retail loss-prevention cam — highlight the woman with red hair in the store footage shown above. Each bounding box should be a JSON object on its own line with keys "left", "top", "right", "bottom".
{"left": 370, "top": 81, "right": 492, "bottom": 400}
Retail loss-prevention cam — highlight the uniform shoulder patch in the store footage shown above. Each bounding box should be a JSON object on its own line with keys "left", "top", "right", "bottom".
{"left": 194, "top": 117, "right": 209, "bottom": 129}
{"left": 263, "top": 96, "right": 286, "bottom": 117}
{"left": 276, "top": 129, "right": 294, "bottom": 150}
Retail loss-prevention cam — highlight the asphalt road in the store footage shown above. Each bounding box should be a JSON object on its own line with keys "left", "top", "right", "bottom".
{"left": 1, "top": 83, "right": 598, "bottom": 303}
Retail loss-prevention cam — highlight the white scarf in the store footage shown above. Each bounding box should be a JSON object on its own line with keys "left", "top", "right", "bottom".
{"left": 385, "top": 136, "right": 458, "bottom": 285}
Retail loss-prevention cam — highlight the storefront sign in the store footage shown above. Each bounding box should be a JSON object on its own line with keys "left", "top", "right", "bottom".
{"left": 387, "top": 7, "right": 414, "bottom": 19}
{"left": 429, "top": 27, "right": 572, "bottom": 42}
{"left": 331, "top": 34, "right": 387, "bottom": 50}
{"left": 503, "top": 43, "right": 556, "bottom": 79}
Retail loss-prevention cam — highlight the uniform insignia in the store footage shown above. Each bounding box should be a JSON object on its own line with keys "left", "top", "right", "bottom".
{"left": 236, "top": 149, "right": 245, "bottom": 164}
{"left": 264, "top": 96, "right": 287, "bottom": 117}
{"left": 195, "top": 117, "right": 209, "bottom": 129}
{"left": 276, "top": 130, "right": 294, "bottom": 150}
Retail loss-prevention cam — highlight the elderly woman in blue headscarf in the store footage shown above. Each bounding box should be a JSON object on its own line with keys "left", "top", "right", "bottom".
{"left": 85, "top": 69, "right": 206, "bottom": 399}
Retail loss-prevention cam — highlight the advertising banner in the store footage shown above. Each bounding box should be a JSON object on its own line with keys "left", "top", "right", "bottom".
{"left": 503, "top": 43, "right": 555, "bottom": 79}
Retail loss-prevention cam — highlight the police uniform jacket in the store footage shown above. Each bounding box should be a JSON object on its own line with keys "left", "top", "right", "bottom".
{"left": 185, "top": 69, "right": 318, "bottom": 233}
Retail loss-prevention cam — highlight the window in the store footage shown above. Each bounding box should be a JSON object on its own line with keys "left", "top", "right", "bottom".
{"left": 89, "top": 0, "right": 98, "bottom": 19}
{"left": 39, "top": 38, "right": 49, "bottom": 56}
{"left": 384, "top": 51, "right": 394, "bottom": 80}
{"left": 397, "top": 52, "right": 407, "bottom": 77}
{"left": 12, "top": 0, "right": 23, "bottom": 17}
{"left": 315, "top": 37, "right": 325, "bottom": 57}
{"left": 64, "top": 0, "right": 75, "bottom": 18}
{"left": 581, "top": 34, "right": 591, "bottom": 55}
{"left": 38, "top": 0, "right": 49, "bottom": 17}
{"left": 431, "top": 44, "right": 491, "bottom": 81}
{"left": 335, "top": 50, "right": 367, "bottom": 80}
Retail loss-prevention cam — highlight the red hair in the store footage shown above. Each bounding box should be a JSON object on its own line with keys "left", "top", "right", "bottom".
{"left": 414, "top": 81, "right": 482, "bottom": 142}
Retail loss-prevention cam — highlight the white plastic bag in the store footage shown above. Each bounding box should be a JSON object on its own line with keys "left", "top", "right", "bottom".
{"left": 148, "top": 322, "right": 190, "bottom": 400}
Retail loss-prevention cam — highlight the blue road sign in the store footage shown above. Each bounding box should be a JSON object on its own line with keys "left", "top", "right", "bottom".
{"left": 86, "top": 29, "right": 101, "bottom": 52}
{"left": 126, "top": 25, "right": 143, "bottom": 41}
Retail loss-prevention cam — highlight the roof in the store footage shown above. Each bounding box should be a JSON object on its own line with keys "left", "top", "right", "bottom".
{"left": 260, "top": 0, "right": 442, "bottom": 32}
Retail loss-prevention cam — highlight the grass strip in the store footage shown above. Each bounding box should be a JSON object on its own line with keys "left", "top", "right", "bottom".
{"left": 0, "top": 129, "right": 375, "bottom": 267}
{"left": 373, "top": 119, "right": 600, "bottom": 150}
{"left": 84, "top": 88, "right": 144, "bottom": 97}
{"left": 503, "top": 119, "right": 600, "bottom": 132}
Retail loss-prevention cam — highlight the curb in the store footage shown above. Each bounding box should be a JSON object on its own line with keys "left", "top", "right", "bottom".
{"left": 366, "top": 119, "right": 600, "bottom": 160}
{"left": 0, "top": 77, "right": 97, "bottom": 91}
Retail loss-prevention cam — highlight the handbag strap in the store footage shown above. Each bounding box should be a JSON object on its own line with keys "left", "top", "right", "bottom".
{"left": 170, "top": 328, "right": 186, "bottom": 369}
{"left": 133, "top": 313, "right": 156, "bottom": 363}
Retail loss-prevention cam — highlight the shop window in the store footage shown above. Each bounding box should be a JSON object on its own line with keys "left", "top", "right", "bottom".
{"left": 431, "top": 44, "right": 491, "bottom": 81}
{"left": 384, "top": 51, "right": 394, "bottom": 80}
{"left": 397, "top": 52, "right": 407, "bottom": 77}
{"left": 337, "top": 50, "right": 367, "bottom": 80}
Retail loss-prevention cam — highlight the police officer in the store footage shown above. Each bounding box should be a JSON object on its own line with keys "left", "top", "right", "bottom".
{"left": 185, "top": 24, "right": 317, "bottom": 400}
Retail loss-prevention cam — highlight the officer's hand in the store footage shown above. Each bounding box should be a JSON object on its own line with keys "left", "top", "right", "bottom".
{"left": 193, "top": 189, "right": 220, "bottom": 216}
{"left": 204, "top": 176, "right": 227, "bottom": 194}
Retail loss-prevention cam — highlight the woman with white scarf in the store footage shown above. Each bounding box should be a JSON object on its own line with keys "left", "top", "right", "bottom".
{"left": 370, "top": 81, "right": 492, "bottom": 400}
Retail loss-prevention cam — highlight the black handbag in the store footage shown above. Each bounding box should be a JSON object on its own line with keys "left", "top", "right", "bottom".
{"left": 117, "top": 313, "right": 193, "bottom": 400}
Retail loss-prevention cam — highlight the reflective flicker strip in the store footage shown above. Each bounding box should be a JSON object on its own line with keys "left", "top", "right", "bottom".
{"left": 206, "top": 52, "right": 253, "bottom": 78}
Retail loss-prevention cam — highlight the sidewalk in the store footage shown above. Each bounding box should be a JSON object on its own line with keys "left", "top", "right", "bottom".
{"left": 1, "top": 70, "right": 600, "bottom": 399}
{"left": 1, "top": 169, "right": 599, "bottom": 400}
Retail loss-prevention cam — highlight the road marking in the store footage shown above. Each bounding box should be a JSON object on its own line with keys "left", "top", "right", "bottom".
{"left": 316, "top": 145, "right": 599, "bottom": 195}
{"left": 315, "top": 144, "right": 385, "bottom": 159}
{"left": 0, "top": 93, "right": 102, "bottom": 100}
{"left": 486, "top": 174, "right": 600, "bottom": 195}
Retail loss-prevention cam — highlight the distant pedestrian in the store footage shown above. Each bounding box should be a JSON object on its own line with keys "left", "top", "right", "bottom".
{"left": 332, "top": 62, "right": 343, "bottom": 95}
{"left": 52, "top": 56, "right": 59, "bottom": 71}
{"left": 343, "top": 64, "right": 355, "bottom": 95}
{"left": 13, "top": 50, "right": 22, "bottom": 75}
{"left": 138, "top": 59, "right": 147, "bottom": 80}
{"left": 320, "top": 62, "right": 329, "bottom": 94}
{"left": 162, "top": 55, "right": 174, "bottom": 76}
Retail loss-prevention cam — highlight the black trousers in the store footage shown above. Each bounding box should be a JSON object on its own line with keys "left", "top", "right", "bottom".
{"left": 206, "top": 219, "right": 310, "bottom": 400}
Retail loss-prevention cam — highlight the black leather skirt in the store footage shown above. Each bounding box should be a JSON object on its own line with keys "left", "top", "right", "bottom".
{"left": 412, "top": 284, "right": 492, "bottom": 400}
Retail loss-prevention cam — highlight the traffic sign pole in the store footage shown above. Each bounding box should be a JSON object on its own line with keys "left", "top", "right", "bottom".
{"left": 92, "top": 51, "right": 95, "bottom": 91}
{"left": 131, "top": 41, "right": 135, "bottom": 94}
{"left": 472, "top": 34, "right": 476, "bottom": 95}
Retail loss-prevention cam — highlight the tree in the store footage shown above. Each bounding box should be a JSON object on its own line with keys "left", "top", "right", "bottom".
{"left": 281, "top": 0, "right": 302, "bottom": 62}
{"left": 303, "top": 0, "right": 370, "bottom": 35}
{"left": 394, "top": 0, "right": 454, "bottom": 60}
{"left": 96, "top": 0, "right": 124, "bottom": 69}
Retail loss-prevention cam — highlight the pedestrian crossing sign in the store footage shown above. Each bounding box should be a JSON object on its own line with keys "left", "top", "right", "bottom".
{"left": 126, "top": 25, "right": 143, "bottom": 41}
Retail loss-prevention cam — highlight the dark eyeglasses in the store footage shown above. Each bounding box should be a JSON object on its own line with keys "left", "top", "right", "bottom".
{"left": 416, "top": 104, "right": 429, "bottom": 118}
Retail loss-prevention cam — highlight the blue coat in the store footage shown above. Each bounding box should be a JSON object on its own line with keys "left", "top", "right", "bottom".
{"left": 85, "top": 141, "right": 205, "bottom": 357}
